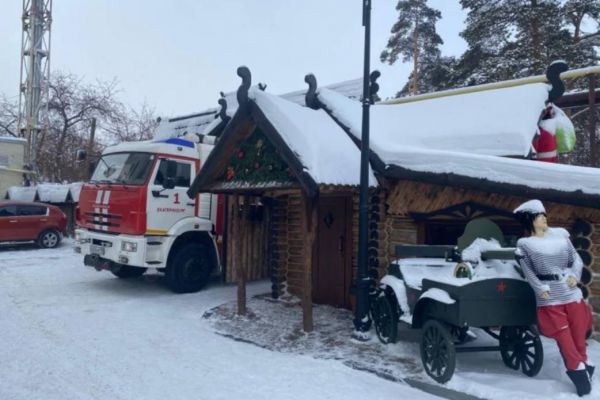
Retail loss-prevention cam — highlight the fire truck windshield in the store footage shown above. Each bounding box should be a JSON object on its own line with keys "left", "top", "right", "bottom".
{"left": 90, "top": 152, "right": 154, "bottom": 185}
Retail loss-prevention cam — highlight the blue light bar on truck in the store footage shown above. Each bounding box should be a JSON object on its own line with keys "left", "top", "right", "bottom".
{"left": 154, "top": 138, "right": 195, "bottom": 148}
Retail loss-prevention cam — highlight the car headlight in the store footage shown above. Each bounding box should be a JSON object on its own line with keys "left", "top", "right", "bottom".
{"left": 121, "top": 241, "right": 137, "bottom": 252}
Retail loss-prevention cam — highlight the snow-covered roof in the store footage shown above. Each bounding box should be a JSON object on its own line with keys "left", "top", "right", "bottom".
{"left": 69, "top": 182, "right": 83, "bottom": 202}
{"left": 318, "top": 83, "right": 550, "bottom": 157}
{"left": 382, "top": 145, "right": 600, "bottom": 200}
{"left": 281, "top": 78, "right": 363, "bottom": 105}
{"left": 156, "top": 78, "right": 363, "bottom": 141}
{"left": 7, "top": 186, "right": 38, "bottom": 201}
{"left": 37, "top": 184, "right": 71, "bottom": 203}
{"left": 154, "top": 110, "right": 219, "bottom": 140}
{"left": 250, "top": 88, "right": 376, "bottom": 187}
{"left": 0, "top": 136, "right": 27, "bottom": 144}
{"left": 6, "top": 183, "right": 83, "bottom": 203}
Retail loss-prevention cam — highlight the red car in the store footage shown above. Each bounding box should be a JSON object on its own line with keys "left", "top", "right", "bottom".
{"left": 0, "top": 201, "right": 67, "bottom": 248}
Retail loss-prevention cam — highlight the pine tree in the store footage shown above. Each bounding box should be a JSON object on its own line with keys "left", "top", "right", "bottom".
{"left": 380, "top": 0, "right": 443, "bottom": 95}
{"left": 562, "top": 0, "right": 600, "bottom": 73}
{"left": 396, "top": 56, "right": 458, "bottom": 97}
{"left": 457, "top": 0, "right": 567, "bottom": 85}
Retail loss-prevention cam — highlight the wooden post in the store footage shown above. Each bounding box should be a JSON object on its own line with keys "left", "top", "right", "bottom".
{"left": 301, "top": 193, "right": 317, "bottom": 332}
{"left": 589, "top": 75, "right": 598, "bottom": 167}
{"left": 237, "top": 194, "right": 249, "bottom": 315}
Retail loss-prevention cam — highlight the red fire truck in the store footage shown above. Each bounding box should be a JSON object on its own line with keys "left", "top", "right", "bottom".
{"left": 74, "top": 137, "right": 223, "bottom": 293}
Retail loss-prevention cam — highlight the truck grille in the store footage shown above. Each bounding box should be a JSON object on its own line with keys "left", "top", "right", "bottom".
{"left": 85, "top": 211, "right": 122, "bottom": 231}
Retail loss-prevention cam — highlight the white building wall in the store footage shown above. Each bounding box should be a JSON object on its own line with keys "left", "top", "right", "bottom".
{"left": 0, "top": 137, "right": 26, "bottom": 198}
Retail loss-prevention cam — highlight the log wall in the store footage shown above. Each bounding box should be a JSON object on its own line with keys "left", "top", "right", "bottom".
{"left": 383, "top": 180, "right": 600, "bottom": 339}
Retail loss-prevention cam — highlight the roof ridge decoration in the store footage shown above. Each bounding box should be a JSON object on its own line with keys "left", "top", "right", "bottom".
{"left": 217, "top": 97, "right": 228, "bottom": 122}
{"left": 304, "top": 73, "right": 322, "bottom": 110}
{"left": 236, "top": 66, "right": 251, "bottom": 111}
{"left": 369, "top": 70, "right": 380, "bottom": 105}
{"left": 547, "top": 61, "right": 568, "bottom": 103}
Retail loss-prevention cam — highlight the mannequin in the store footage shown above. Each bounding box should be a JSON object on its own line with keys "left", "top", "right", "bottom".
{"left": 514, "top": 199, "right": 593, "bottom": 397}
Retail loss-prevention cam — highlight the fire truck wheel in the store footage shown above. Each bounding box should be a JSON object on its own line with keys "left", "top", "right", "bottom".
{"left": 38, "top": 229, "right": 61, "bottom": 248}
{"left": 111, "top": 265, "right": 147, "bottom": 279}
{"left": 166, "top": 242, "right": 213, "bottom": 293}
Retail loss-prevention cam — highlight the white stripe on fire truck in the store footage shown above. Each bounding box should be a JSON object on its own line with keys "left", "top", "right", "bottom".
{"left": 102, "top": 190, "right": 111, "bottom": 205}
{"left": 95, "top": 190, "right": 103, "bottom": 204}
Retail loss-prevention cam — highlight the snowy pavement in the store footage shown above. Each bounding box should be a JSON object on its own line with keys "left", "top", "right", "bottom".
{"left": 205, "top": 294, "right": 600, "bottom": 400}
{"left": 0, "top": 241, "right": 441, "bottom": 400}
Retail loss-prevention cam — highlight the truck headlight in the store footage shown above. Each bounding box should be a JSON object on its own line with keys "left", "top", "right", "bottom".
{"left": 121, "top": 241, "right": 138, "bottom": 252}
{"left": 74, "top": 232, "right": 90, "bottom": 244}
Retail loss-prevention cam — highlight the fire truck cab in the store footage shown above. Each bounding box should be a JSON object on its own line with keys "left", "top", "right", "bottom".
{"left": 74, "top": 137, "right": 223, "bottom": 293}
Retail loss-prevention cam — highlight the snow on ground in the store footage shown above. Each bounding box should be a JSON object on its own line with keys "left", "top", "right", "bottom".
{"left": 206, "top": 295, "right": 600, "bottom": 400}
{"left": 0, "top": 241, "right": 440, "bottom": 400}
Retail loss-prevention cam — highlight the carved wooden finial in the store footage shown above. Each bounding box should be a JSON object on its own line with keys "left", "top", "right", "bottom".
{"left": 304, "top": 73, "right": 321, "bottom": 110}
{"left": 218, "top": 98, "right": 228, "bottom": 121}
{"left": 546, "top": 61, "right": 568, "bottom": 103}
{"left": 369, "top": 70, "right": 381, "bottom": 104}
{"left": 237, "top": 66, "right": 251, "bottom": 108}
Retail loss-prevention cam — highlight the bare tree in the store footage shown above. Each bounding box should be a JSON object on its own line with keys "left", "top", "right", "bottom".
{"left": 104, "top": 102, "right": 159, "bottom": 143}
{"left": 0, "top": 95, "right": 18, "bottom": 137}
{"left": 3, "top": 71, "right": 160, "bottom": 183}
{"left": 39, "top": 71, "right": 121, "bottom": 182}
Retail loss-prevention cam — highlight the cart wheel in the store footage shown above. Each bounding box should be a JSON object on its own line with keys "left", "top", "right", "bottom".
{"left": 370, "top": 289, "right": 398, "bottom": 344}
{"left": 499, "top": 326, "right": 543, "bottom": 377}
{"left": 420, "top": 320, "right": 456, "bottom": 383}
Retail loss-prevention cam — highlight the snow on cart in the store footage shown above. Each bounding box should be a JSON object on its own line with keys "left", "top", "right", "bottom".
{"left": 370, "top": 218, "right": 543, "bottom": 383}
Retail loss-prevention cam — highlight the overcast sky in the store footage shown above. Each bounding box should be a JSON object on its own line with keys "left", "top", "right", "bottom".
{"left": 0, "top": 1, "right": 467, "bottom": 118}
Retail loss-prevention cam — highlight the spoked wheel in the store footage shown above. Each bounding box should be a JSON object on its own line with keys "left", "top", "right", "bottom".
{"left": 370, "top": 289, "right": 399, "bottom": 344}
{"left": 420, "top": 320, "right": 456, "bottom": 383}
{"left": 499, "top": 326, "right": 543, "bottom": 377}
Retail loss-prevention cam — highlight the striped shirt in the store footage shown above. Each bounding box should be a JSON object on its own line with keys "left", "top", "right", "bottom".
{"left": 516, "top": 228, "right": 583, "bottom": 307}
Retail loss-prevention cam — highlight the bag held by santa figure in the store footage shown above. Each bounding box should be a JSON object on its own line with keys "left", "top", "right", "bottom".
{"left": 539, "top": 104, "right": 576, "bottom": 154}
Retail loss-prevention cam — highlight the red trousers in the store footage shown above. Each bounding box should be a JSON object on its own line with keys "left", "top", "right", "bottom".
{"left": 537, "top": 300, "right": 593, "bottom": 371}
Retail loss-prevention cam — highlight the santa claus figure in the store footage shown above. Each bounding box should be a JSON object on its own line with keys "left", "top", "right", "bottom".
{"left": 514, "top": 200, "right": 594, "bottom": 396}
{"left": 533, "top": 105, "right": 559, "bottom": 162}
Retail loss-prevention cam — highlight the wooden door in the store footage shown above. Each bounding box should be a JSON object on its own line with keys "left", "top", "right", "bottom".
{"left": 313, "top": 196, "right": 352, "bottom": 309}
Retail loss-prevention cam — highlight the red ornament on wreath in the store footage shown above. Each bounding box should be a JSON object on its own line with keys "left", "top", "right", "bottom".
{"left": 237, "top": 149, "right": 245, "bottom": 159}
{"left": 226, "top": 166, "right": 235, "bottom": 181}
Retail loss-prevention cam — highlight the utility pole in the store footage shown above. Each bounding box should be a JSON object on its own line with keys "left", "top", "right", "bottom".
{"left": 18, "top": 0, "right": 53, "bottom": 183}
{"left": 84, "top": 118, "right": 96, "bottom": 181}
{"left": 353, "top": 0, "right": 373, "bottom": 338}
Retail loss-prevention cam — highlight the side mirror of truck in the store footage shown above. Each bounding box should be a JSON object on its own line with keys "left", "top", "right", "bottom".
{"left": 76, "top": 149, "right": 87, "bottom": 162}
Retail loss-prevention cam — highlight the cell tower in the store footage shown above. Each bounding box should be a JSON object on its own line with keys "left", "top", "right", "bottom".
{"left": 18, "top": 0, "right": 52, "bottom": 182}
